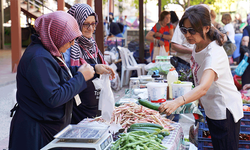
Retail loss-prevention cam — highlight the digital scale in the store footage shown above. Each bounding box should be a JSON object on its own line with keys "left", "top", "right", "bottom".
{"left": 41, "top": 125, "right": 113, "bottom": 150}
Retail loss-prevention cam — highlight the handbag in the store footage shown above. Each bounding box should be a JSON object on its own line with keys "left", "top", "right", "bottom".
{"left": 223, "top": 36, "right": 236, "bottom": 56}
{"left": 235, "top": 55, "right": 249, "bottom": 76}
{"left": 170, "top": 56, "right": 178, "bottom": 68}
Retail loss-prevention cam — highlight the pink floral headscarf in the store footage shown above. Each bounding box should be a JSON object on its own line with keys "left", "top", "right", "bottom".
{"left": 34, "top": 11, "right": 82, "bottom": 58}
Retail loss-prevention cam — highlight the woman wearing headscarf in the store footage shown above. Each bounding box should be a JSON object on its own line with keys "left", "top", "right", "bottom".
{"left": 9, "top": 11, "right": 98, "bottom": 149}
{"left": 64, "top": 4, "right": 115, "bottom": 124}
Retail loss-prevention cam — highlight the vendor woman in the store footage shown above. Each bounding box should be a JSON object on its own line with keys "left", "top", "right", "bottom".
{"left": 64, "top": 4, "right": 115, "bottom": 124}
{"left": 159, "top": 5, "right": 243, "bottom": 150}
{"left": 8, "top": 11, "right": 113, "bottom": 149}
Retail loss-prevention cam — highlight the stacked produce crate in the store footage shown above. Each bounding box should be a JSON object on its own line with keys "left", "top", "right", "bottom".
{"left": 198, "top": 105, "right": 250, "bottom": 150}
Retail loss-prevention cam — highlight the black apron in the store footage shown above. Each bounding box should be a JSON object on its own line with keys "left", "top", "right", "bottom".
{"left": 71, "top": 57, "right": 102, "bottom": 124}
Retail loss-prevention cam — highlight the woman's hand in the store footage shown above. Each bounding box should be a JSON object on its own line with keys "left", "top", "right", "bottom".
{"left": 95, "top": 64, "right": 115, "bottom": 80}
{"left": 159, "top": 98, "right": 183, "bottom": 116}
{"left": 78, "top": 64, "right": 95, "bottom": 81}
{"left": 243, "top": 84, "right": 250, "bottom": 90}
{"left": 154, "top": 32, "right": 163, "bottom": 38}
{"left": 245, "top": 52, "right": 249, "bottom": 57}
{"left": 159, "top": 40, "right": 165, "bottom": 46}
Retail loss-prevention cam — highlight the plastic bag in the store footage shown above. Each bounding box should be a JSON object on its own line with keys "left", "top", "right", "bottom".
{"left": 110, "top": 63, "right": 121, "bottom": 91}
{"left": 92, "top": 74, "right": 115, "bottom": 122}
{"left": 152, "top": 46, "right": 160, "bottom": 61}
{"left": 159, "top": 45, "right": 168, "bottom": 56}
{"left": 235, "top": 55, "right": 249, "bottom": 76}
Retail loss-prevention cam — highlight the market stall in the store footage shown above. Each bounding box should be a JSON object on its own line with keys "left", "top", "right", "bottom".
{"left": 42, "top": 71, "right": 203, "bottom": 150}
{"left": 41, "top": 103, "right": 188, "bottom": 150}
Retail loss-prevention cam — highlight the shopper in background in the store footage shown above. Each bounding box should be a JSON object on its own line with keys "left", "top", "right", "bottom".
{"left": 222, "top": 13, "right": 235, "bottom": 44}
{"left": 240, "top": 13, "right": 250, "bottom": 87}
{"left": 8, "top": 11, "right": 95, "bottom": 149}
{"left": 170, "top": 11, "right": 179, "bottom": 30}
{"left": 159, "top": 5, "right": 243, "bottom": 150}
{"left": 146, "top": 11, "right": 173, "bottom": 62}
{"left": 65, "top": 4, "right": 115, "bottom": 124}
{"left": 210, "top": 10, "right": 223, "bottom": 30}
{"left": 233, "top": 13, "right": 246, "bottom": 34}
{"left": 109, "top": 16, "right": 124, "bottom": 37}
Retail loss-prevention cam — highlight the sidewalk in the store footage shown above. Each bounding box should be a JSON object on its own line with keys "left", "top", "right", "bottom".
{"left": 0, "top": 49, "right": 17, "bottom": 87}
{"left": 0, "top": 49, "right": 18, "bottom": 150}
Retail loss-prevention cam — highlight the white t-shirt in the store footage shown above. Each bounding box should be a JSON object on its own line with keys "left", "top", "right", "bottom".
{"left": 190, "top": 41, "right": 243, "bottom": 123}
{"left": 224, "top": 23, "right": 235, "bottom": 43}
{"left": 171, "top": 25, "right": 195, "bottom": 63}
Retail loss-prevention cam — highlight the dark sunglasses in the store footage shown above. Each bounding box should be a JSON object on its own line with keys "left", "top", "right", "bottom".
{"left": 180, "top": 27, "right": 196, "bottom": 35}
{"left": 82, "top": 22, "right": 97, "bottom": 29}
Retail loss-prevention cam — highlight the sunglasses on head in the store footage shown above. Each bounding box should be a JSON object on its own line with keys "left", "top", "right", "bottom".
{"left": 180, "top": 27, "right": 197, "bottom": 35}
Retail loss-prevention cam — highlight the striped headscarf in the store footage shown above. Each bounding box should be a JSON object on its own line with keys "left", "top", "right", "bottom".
{"left": 68, "top": 4, "right": 106, "bottom": 66}
{"left": 35, "top": 11, "right": 82, "bottom": 67}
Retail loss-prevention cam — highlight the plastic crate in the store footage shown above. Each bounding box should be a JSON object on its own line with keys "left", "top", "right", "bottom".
{"left": 198, "top": 137, "right": 250, "bottom": 150}
{"left": 199, "top": 109, "right": 208, "bottom": 130}
{"left": 242, "top": 119, "right": 250, "bottom": 125}
{"left": 243, "top": 111, "right": 250, "bottom": 120}
{"left": 238, "top": 140, "right": 250, "bottom": 149}
{"left": 198, "top": 138, "right": 213, "bottom": 150}
{"left": 241, "top": 125, "right": 250, "bottom": 133}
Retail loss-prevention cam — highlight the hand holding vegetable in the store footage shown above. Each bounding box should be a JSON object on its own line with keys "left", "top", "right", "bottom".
{"left": 159, "top": 98, "right": 183, "bottom": 116}
{"left": 95, "top": 64, "right": 115, "bottom": 80}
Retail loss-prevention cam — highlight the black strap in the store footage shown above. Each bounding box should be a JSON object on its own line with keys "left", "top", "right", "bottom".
{"left": 10, "top": 103, "right": 19, "bottom": 117}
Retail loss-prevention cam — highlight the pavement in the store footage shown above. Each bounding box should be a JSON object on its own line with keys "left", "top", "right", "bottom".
{"left": 0, "top": 49, "right": 194, "bottom": 150}
{"left": 0, "top": 49, "right": 18, "bottom": 150}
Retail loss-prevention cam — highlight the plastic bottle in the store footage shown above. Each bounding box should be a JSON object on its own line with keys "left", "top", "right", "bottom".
{"left": 167, "top": 67, "right": 178, "bottom": 99}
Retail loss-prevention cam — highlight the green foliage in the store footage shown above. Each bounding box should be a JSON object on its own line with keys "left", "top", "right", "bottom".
{"left": 131, "top": 0, "right": 149, "bottom": 10}
{"left": 161, "top": 0, "right": 215, "bottom": 10}
{"left": 103, "top": 0, "right": 107, "bottom": 5}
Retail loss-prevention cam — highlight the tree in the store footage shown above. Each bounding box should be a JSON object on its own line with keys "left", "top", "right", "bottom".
{"left": 131, "top": 0, "right": 149, "bottom": 10}
{"left": 161, "top": 0, "right": 216, "bottom": 10}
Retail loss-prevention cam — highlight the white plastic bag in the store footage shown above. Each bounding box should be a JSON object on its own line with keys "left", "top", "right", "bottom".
{"left": 92, "top": 74, "right": 115, "bottom": 122}
{"left": 110, "top": 63, "right": 121, "bottom": 91}
{"left": 159, "top": 45, "right": 168, "bottom": 56}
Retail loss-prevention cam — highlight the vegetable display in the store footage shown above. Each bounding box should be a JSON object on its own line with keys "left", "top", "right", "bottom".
{"left": 138, "top": 99, "right": 160, "bottom": 111}
{"left": 111, "top": 131, "right": 168, "bottom": 150}
{"left": 90, "top": 102, "right": 174, "bottom": 130}
{"left": 242, "top": 93, "right": 250, "bottom": 104}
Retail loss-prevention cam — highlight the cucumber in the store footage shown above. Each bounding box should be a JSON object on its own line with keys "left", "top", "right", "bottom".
{"left": 157, "top": 134, "right": 164, "bottom": 140}
{"left": 128, "top": 127, "right": 161, "bottom": 134}
{"left": 129, "top": 126, "right": 161, "bottom": 131}
{"left": 159, "top": 131, "right": 170, "bottom": 137}
{"left": 130, "top": 123, "right": 163, "bottom": 130}
{"left": 138, "top": 99, "right": 160, "bottom": 111}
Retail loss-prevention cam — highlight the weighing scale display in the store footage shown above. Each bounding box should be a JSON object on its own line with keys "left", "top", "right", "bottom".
{"left": 100, "top": 135, "right": 112, "bottom": 150}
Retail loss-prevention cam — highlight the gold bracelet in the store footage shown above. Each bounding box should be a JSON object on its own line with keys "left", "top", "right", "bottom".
{"left": 182, "top": 96, "right": 186, "bottom": 105}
